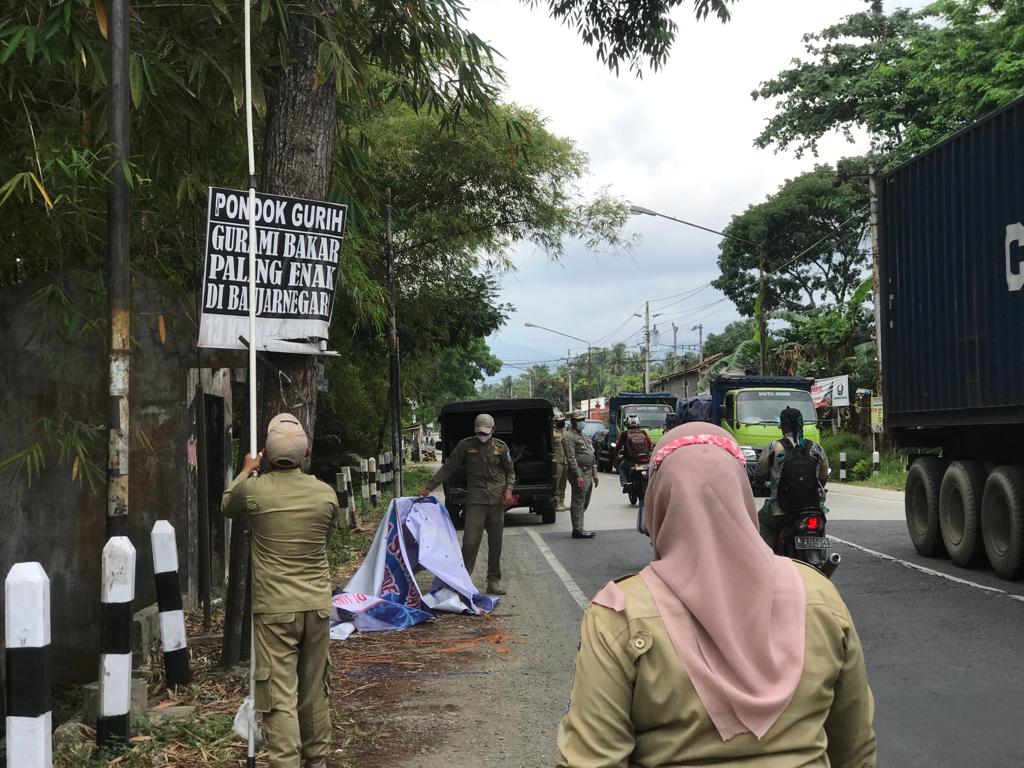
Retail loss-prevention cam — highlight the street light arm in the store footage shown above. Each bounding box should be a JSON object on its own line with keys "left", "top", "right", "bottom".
{"left": 523, "top": 321, "right": 591, "bottom": 346}
{"left": 628, "top": 203, "right": 762, "bottom": 251}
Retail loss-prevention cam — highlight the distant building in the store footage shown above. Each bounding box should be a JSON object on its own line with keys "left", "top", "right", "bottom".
{"left": 650, "top": 354, "right": 728, "bottom": 399}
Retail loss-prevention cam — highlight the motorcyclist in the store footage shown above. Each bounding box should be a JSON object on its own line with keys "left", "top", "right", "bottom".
{"left": 755, "top": 406, "right": 829, "bottom": 544}
{"left": 616, "top": 413, "right": 652, "bottom": 493}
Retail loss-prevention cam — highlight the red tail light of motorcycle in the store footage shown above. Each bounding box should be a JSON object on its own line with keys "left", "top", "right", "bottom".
{"left": 805, "top": 516, "right": 821, "bottom": 532}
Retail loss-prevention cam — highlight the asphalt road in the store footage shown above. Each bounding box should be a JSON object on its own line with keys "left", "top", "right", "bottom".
{"left": 405, "top": 476, "right": 1024, "bottom": 767}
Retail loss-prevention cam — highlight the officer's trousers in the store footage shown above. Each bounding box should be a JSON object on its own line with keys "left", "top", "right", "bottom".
{"left": 569, "top": 468, "right": 594, "bottom": 532}
{"left": 463, "top": 502, "right": 504, "bottom": 583}
{"left": 254, "top": 609, "right": 331, "bottom": 768}
{"left": 555, "top": 461, "right": 568, "bottom": 509}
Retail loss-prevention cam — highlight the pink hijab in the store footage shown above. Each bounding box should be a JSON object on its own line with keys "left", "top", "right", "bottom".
{"left": 607, "top": 422, "right": 806, "bottom": 740}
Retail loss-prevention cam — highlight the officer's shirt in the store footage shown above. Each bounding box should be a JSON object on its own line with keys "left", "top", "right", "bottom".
{"left": 222, "top": 468, "right": 340, "bottom": 614}
{"left": 429, "top": 436, "right": 516, "bottom": 505}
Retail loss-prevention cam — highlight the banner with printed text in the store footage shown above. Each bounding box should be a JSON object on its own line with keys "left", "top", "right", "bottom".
{"left": 197, "top": 186, "right": 348, "bottom": 350}
{"left": 811, "top": 375, "right": 850, "bottom": 408}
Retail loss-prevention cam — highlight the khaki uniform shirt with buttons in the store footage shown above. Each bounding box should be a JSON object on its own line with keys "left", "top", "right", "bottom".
{"left": 553, "top": 427, "right": 566, "bottom": 466}
{"left": 562, "top": 428, "right": 596, "bottom": 478}
{"left": 557, "top": 563, "right": 877, "bottom": 768}
{"left": 428, "top": 436, "right": 515, "bottom": 505}
{"left": 221, "top": 467, "right": 341, "bottom": 614}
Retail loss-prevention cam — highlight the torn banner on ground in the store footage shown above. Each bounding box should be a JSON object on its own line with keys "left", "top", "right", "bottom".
{"left": 332, "top": 496, "right": 497, "bottom": 636}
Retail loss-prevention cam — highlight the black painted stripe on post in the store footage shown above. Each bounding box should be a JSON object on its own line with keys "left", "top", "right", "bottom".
{"left": 96, "top": 714, "right": 130, "bottom": 748}
{"left": 101, "top": 602, "right": 133, "bottom": 655}
{"left": 155, "top": 571, "right": 184, "bottom": 613}
{"left": 5, "top": 645, "right": 51, "bottom": 718}
{"left": 164, "top": 647, "right": 190, "bottom": 688}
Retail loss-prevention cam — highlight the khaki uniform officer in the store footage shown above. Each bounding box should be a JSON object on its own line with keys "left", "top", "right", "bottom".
{"left": 553, "top": 410, "right": 568, "bottom": 512}
{"left": 563, "top": 409, "right": 598, "bottom": 539}
{"left": 420, "top": 413, "right": 515, "bottom": 595}
{"left": 222, "top": 413, "right": 340, "bottom": 768}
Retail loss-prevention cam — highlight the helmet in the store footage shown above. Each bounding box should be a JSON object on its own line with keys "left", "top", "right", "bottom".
{"left": 625, "top": 414, "right": 640, "bottom": 429}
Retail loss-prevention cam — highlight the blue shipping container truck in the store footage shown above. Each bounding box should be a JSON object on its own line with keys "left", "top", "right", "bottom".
{"left": 880, "top": 95, "right": 1024, "bottom": 579}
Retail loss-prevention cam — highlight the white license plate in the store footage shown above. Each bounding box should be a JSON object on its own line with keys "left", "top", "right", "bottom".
{"left": 794, "top": 536, "right": 830, "bottom": 550}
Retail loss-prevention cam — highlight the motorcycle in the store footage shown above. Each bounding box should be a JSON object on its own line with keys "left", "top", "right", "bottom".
{"left": 772, "top": 506, "right": 841, "bottom": 578}
{"left": 625, "top": 453, "right": 651, "bottom": 534}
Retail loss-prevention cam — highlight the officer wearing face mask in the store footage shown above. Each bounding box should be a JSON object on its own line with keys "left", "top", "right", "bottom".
{"left": 563, "top": 409, "right": 598, "bottom": 539}
{"left": 419, "top": 414, "right": 515, "bottom": 595}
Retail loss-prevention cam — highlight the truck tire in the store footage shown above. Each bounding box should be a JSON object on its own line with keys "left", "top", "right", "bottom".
{"left": 905, "top": 457, "right": 945, "bottom": 557}
{"left": 541, "top": 499, "right": 557, "bottom": 525}
{"left": 981, "top": 466, "right": 1024, "bottom": 579}
{"left": 939, "top": 460, "right": 987, "bottom": 567}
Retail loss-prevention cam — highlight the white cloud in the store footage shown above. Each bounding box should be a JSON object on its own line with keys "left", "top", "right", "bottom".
{"left": 466, "top": 0, "right": 881, "bottom": 380}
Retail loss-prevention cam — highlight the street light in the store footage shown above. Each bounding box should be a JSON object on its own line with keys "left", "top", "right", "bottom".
{"left": 523, "top": 322, "right": 592, "bottom": 412}
{"left": 629, "top": 203, "right": 768, "bottom": 375}
{"left": 503, "top": 363, "right": 534, "bottom": 397}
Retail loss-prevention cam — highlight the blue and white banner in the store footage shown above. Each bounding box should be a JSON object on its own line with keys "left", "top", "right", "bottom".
{"left": 332, "top": 497, "right": 497, "bottom": 635}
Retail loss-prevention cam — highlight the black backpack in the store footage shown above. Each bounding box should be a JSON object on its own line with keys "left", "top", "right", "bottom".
{"left": 776, "top": 438, "right": 820, "bottom": 514}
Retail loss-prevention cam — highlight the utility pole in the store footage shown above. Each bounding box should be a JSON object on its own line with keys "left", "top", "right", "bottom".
{"left": 691, "top": 324, "right": 703, "bottom": 361}
{"left": 758, "top": 248, "right": 767, "bottom": 376}
{"left": 106, "top": 0, "right": 130, "bottom": 539}
{"left": 567, "top": 349, "right": 573, "bottom": 411}
{"left": 672, "top": 323, "right": 679, "bottom": 356}
{"left": 643, "top": 301, "right": 651, "bottom": 393}
{"left": 385, "top": 188, "right": 403, "bottom": 495}
{"left": 868, "top": 165, "right": 883, "bottom": 400}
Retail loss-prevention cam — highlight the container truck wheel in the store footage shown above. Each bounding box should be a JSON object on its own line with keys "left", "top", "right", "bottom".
{"left": 939, "top": 460, "right": 987, "bottom": 567}
{"left": 905, "top": 457, "right": 945, "bottom": 557}
{"left": 981, "top": 466, "right": 1024, "bottom": 579}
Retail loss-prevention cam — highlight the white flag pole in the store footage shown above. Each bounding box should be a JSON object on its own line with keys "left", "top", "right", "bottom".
{"left": 243, "top": 1, "right": 258, "bottom": 766}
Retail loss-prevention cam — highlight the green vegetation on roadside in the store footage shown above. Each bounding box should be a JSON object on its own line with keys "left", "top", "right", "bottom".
{"left": 820, "top": 432, "right": 907, "bottom": 491}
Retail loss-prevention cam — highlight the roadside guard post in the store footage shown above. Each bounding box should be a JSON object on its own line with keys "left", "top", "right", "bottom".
{"left": 151, "top": 521, "right": 190, "bottom": 688}
{"left": 840, "top": 452, "right": 847, "bottom": 482}
{"left": 97, "top": 536, "right": 136, "bottom": 747}
{"left": 369, "top": 457, "right": 378, "bottom": 505}
{"left": 5, "top": 562, "right": 52, "bottom": 768}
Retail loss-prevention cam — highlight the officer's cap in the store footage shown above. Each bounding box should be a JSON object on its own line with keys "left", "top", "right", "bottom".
{"left": 266, "top": 412, "right": 308, "bottom": 467}
{"left": 474, "top": 414, "right": 495, "bottom": 432}
{"left": 570, "top": 409, "right": 586, "bottom": 420}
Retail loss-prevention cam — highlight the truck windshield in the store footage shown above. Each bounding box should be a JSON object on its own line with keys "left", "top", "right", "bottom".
{"left": 736, "top": 391, "right": 816, "bottom": 425}
{"left": 622, "top": 405, "right": 671, "bottom": 429}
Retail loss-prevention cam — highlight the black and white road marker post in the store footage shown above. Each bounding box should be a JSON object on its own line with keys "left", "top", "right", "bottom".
{"left": 5, "top": 562, "right": 52, "bottom": 768}
{"left": 385, "top": 451, "right": 394, "bottom": 490}
{"left": 872, "top": 451, "right": 881, "bottom": 476}
{"left": 97, "top": 536, "right": 136, "bottom": 748}
{"left": 151, "top": 521, "right": 190, "bottom": 689}
{"left": 840, "top": 452, "right": 847, "bottom": 482}
{"left": 369, "top": 457, "right": 378, "bottom": 506}
{"left": 360, "top": 458, "right": 369, "bottom": 508}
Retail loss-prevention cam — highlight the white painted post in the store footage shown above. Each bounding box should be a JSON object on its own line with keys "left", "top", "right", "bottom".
{"left": 151, "top": 521, "right": 189, "bottom": 688}
{"left": 360, "top": 458, "right": 369, "bottom": 507}
{"left": 97, "top": 536, "right": 136, "bottom": 747}
{"left": 840, "top": 452, "right": 847, "bottom": 482}
{"left": 872, "top": 451, "right": 881, "bottom": 476}
{"left": 369, "top": 457, "right": 378, "bottom": 506}
{"left": 5, "top": 562, "right": 51, "bottom": 768}
{"left": 342, "top": 466, "right": 356, "bottom": 527}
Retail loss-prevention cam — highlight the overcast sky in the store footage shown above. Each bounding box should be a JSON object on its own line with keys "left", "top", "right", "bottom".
{"left": 465, "top": 0, "right": 897, "bottom": 382}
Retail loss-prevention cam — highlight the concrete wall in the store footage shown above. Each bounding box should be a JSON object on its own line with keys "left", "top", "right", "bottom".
{"left": 0, "top": 271, "right": 223, "bottom": 698}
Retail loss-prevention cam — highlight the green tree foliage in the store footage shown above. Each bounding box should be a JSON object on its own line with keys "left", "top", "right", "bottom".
{"left": 701, "top": 319, "right": 755, "bottom": 358}
{"left": 533, "top": 0, "right": 736, "bottom": 74}
{"left": 713, "top": 165, "right": 869, "bottom": 316}
{"left": 753, "top": 0, "right": 1024, "bottom": 159}
{"left": 0, "top": 1, "right": 629, "bottom": 475}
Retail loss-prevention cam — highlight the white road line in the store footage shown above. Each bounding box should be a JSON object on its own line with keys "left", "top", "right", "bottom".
{"left": 828, "top": 534, "right": 1024, "bottom": 603}
{"left": 525, "top": 528, "right": 590, "bottom": 611}
{"left": 828, "top": 490, "right": 904, "bottom": 505}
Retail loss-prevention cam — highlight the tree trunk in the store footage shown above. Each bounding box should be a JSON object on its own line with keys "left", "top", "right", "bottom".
{"left": 222, "top": 14, "right": 337, "bottom": 664}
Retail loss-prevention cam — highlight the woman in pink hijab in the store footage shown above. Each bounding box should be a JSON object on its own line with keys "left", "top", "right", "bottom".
{"left": 556, "top": 423, "right": 876, "bottom": 767}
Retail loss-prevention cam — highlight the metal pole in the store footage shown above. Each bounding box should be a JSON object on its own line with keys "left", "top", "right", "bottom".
{"left": 385, "top": 188, "right": 403, "bottom": 496}
{"left": 106, "top": 0, "right": 130, "bottom": 540}
{"left": 644, "top": 301, "right": 651, "bottom": 393}
{"left": 869, "top": 165, "right": 883, "bottom": 398}
{"left": 758, "top": 248, "right": 767, "bottom": 375}
{"left": 692, "top": 324, "right": 703, "bottom": 361}
{"left": 672, "top": 323, "right": 678, "bottom": 357}
{"left": 567, "top": 349, "right": 573, "bottom": 412}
